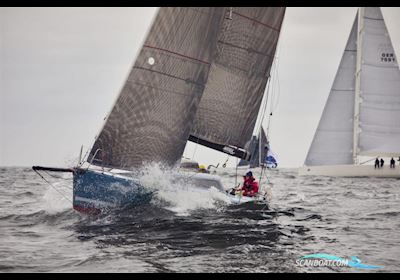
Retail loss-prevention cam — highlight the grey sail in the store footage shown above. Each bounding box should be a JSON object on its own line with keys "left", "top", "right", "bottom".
{"left": 88, "top": 7, "right": 225, "bottom": 169}
{"left": 357, "top": 7, "right": 400, "bottom": 157}
{"left": 189, "top": 7, "right": 286, "bottom": 160}
{"left": 238, "top": 126, "right": 269, "bottom": 167}
{"left": 305, "top": 13, "right": 358, "bottom": 166}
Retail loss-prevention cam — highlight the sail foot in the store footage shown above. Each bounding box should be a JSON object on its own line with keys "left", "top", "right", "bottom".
{"left": 188, "top": 135, "right": 250, "bottom": 160}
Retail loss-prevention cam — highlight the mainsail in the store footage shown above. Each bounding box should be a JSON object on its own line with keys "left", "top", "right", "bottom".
{"left": 88, "top": 8, "right": 225, "bottom": 169}
{"left": 189, "top": 7, "right": 286, "bottom": 160}
{"left": 305, "top": 7, "right": 400, "bottom": 166}
{"left": 357, "top": 7, "right": 400, "bottom": 157}
{"left": 305, "top": 14, "right": 358, "bottom": 166}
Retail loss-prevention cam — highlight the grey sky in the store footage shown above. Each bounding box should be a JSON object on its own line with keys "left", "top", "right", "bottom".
{"left": 1, "top": 7, "right": 400, "bottom": 168}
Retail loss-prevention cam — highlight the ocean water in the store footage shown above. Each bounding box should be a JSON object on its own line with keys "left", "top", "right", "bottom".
{"left": 0, "top": 166, "right": 399, "bottom": 273}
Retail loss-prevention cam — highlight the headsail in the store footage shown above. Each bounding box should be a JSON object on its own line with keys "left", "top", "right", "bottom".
{"left": 88, "top": 8, "right": 225, "bottom": 169}
{"left": 189, "top": 7, "right": 286, "bottom": 160}
{"left": 357, "top": 7, "right": 400, "bottom": 157}
{"left": 238, "top": 126, "right": 269, "bottom": 168}
{"left": 305, "top": 13, "right": 358, "bottom": 166}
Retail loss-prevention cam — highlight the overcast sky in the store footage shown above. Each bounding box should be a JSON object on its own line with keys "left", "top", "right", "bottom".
{"left": 1, "top": 7, "right": 400, "bottom": 168}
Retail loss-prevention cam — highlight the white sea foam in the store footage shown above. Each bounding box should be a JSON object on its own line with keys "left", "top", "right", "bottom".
{"left": 137, "top": 163, "right": 231, "bottom": 216}
{"left": 42, "top": 181, "right": 72, "bottom": 214}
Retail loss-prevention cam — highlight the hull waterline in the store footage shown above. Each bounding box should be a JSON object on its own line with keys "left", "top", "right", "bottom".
{"left": 298, "top": 164, "right": 400, "bottom": 178}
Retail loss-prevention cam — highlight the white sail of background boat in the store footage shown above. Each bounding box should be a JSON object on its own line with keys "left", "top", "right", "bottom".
{"left": 299, "top": 7, "right": 400, "bottom": 178}
{"left": 33, "top": 7, "right": 286, "bottom": 213}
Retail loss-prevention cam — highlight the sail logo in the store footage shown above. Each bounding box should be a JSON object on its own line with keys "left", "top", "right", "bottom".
{"left": 381, "top": 52, "right": 396, "bottom": 63}
{"left": 222, "top": 146, "right": 235, "bottom": 155}
{"left": 296, "top": 253, "right": 383, "bottom": 270}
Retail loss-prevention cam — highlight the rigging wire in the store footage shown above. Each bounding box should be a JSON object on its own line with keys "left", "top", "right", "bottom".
{"left": 234, "top": 157, "right": 238, "bottom": 188}
{"left": 191, "top": 136, "right": 200, "bottom": 160}
{"left": 33, "top": 170, "right": 73, "bottom": 204}
{"left": 43, "top": 170, "right": 73, "bottom": 188}
{"left": 222, "top": 156, "right": 229, "bottom": 168}
{"left": 266, "top": 34, "right": 282, "bottom": 138}
{"left": 256, "top": 50, "right": 281, "bottom": 193}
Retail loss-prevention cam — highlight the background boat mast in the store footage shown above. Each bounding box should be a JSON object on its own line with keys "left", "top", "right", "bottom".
{"left": 353, "top": 7, "right": 365, "bottom": 165}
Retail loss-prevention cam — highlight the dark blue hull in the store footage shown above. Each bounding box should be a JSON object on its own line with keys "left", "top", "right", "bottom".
{"left": 72, "top": 168, "right": 153, "bottom": 214}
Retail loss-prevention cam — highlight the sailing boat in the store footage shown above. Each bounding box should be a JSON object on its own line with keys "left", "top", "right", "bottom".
{"left": 299, "top": 7, "right": 400, "bottom": 178}
{"left": 238, "top": 127, "right": 269, "bottom": 168}
{"left": 33, "top": 7, "right": 286, "bottom": 213}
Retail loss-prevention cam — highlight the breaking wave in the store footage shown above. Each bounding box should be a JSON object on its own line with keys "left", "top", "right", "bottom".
{"left": 135, "top": 163, "right": 232, "bottom": 216}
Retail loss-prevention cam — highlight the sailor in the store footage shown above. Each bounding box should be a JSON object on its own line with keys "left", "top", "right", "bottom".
{"left": 375, "top": 158, "right": 380, "bottom": 169}
{"left": 240, "top": 171, "right": 259, "bottom": 197}
{"left": 380, "top": 158, "right": 385, "bottom": 168}
{"left": 390, "top": 158, "right": 396, "bottom": 169}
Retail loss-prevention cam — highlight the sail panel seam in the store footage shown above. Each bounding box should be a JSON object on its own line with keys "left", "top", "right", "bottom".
{"left": 231, "top": 11, "right": 280, "bottom": 32}
{"left": 133, "top": 66, "right": 206, "bottom": 87}
{"left": 143, "top": 45, "right": 211, "bottom": 65}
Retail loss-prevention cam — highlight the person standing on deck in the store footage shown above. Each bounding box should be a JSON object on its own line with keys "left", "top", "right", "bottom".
{"left": 380, "top": 158, "right": 385, "bottom": 168}
{"left": 390, "top": 158, "right": 396, "bottom": 169}
{"left": 375, "top": 158, "right": 380, "bottom": 169}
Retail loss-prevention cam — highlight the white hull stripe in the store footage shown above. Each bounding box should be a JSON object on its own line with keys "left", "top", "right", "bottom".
{"left": 75, "top": 196, "right": 116, "bottom": 207}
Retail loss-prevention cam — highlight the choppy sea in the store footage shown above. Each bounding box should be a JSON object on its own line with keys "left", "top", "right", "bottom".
{"left": 0, "top": 166, "right": 399, "bottom": 272}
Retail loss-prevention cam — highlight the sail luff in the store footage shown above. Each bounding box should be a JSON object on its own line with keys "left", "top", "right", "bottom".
{"left": 85, "top": 8, "right": 160, "bottom": 165}
{"left": 87, "top": 7, "right": 226, "bottom": 170}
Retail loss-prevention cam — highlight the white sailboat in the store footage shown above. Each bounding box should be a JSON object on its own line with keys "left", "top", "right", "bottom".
{"left": 299, "top": 7, "right": 400, "bottom": 178}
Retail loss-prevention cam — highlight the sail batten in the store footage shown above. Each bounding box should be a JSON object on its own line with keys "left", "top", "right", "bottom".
{"left": 190, "top": 7, "right": 286, "bottom": 157}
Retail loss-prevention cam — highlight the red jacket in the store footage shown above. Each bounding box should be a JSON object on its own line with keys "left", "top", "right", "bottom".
{"left": 241, "top": 176, "right": 259, "bottom": 197}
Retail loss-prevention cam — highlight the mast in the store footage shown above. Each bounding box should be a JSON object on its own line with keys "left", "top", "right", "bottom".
{"left": 353, "top": 7, "right": 364, "bottom": 165}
